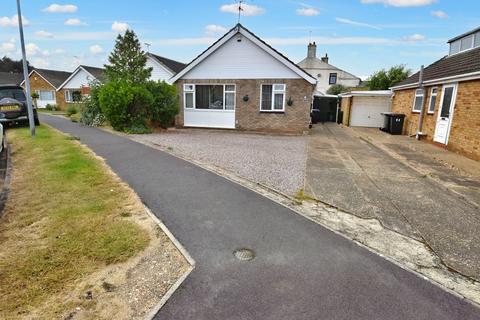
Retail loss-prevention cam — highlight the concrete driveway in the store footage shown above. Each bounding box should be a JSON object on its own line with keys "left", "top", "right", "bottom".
{"left": 306, "top": 123, "right": 480, "bottom": 281}
{"left": 41, "top": 114, "right": 480, "bottom": 320}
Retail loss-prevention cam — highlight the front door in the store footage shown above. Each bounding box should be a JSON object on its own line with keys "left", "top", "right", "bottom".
{"left": 434, "top": 84, "right": 457, "bottom": 144}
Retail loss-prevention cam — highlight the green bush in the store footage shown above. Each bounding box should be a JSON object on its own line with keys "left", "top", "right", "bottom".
{"left": 66, "top": 104, "right": 78, "bottom": 116}
{"left": 80, "top": 82, "right": 105, "bottom": 127}
{"left": 45, "top": 104, "right": 53, "bottom": 111}
{"left": 98, "top": 79, "right": 153, "bottom": 132}
{"left": 145, "top": 81, "right": 179, "bottom": 128}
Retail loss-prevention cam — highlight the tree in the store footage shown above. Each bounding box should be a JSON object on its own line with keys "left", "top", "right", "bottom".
{"left": 0, "top": 56, "right": 33, "bottom": 73}
{"left": 367, "top": 65, "right": 410, "bottom": 90}
{"left": 327, "top": 84, "right": 349, "bottom": 95}
{"left": 145, "top": 81, "right": 179, "bottom": 128}
{"left": 104, "top": 29, "right": 152, "bottom": 83}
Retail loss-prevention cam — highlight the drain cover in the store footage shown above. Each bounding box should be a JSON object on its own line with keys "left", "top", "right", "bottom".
{"left": 233, "top": 248, "right": 255, "bottom": 261}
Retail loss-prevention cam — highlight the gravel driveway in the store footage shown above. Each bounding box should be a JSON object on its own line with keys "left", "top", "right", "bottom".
{"left": 132, "top": 129, "right": 307, "bottom": 195}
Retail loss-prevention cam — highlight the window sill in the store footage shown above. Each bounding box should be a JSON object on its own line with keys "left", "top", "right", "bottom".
{"left": 411, "top": 110, "right": 422, "bottom": 114}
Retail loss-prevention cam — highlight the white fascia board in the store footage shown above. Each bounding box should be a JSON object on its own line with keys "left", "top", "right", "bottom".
{"left": 238, "top": 29, "right": 317, "bottom": 84}
{"left": 170, "top": 28, "right": 238, "bottom": 83}
{"left": 21, "top": 70, "right": 57, "bottom": 89}
{"left": 57, "top": 66, "right": 96, "bottom": 91}
{"left": 147, "top": 55, "right": 175, "bottom": 77}
{"left": 171, "top": 25, "right": 317, "bottom": 84}
{"left": 391, "top": 71, "right": 480, "bottom": 91}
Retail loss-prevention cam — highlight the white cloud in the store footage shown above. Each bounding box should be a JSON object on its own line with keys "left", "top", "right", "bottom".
{"left": 89, "top": 44, "right": 104, "bottom": 55}
{"left": 0, "top": 15, "right": 30, "bottom": 28}
{"left": 42, "top": 4, "right": 78, "bottom": 13}
{"left": 361, "top": 0, "right": 437, "bottom": 7}
{"left": 26, "top": 43, "right": 42, "bottom": 56}
{"left": 431, "top": 10, "right": 448, "bottom": 18}
{"left": 205, "top": 24, "right": 228, "bottom": 36}
{"left": 220, "top": 3, "right": 265, "bottom": 16}
{"left": 54, "top": 48, "right": 66, "bottom": 54}
{"left": 52, "top": 31, "right": 115, "bottom": 41}
{"left": 296, "top": 7, "right": 320, "bottom": 16}
{"left": 1, "top": 42, "right": 15, "bottom": 53}
{"left": 336, "top": 18, "right": 382, "bottom": 30}
{"left": 64, "top": 18, "right": 87, "bottom": 26}
{"left": 111, "top": 21, "right": 129, "bottom": 33}
{"left": 403, "top": 34, "right": 426, "bottom": 41}
{"left": 31, "top": 58, "right": 50, "bottom": 68}
{"left": 35, "top": 30, "right": 54, "bottom": 39}
{"left": 150, "top": 35, "right": 439, "bottom": 47}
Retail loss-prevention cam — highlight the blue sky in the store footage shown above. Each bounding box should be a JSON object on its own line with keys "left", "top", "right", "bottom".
{"left": 0, "top": 0, "right": 478, "bottom": 79}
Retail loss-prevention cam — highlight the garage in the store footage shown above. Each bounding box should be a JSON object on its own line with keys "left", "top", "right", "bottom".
{"left": 340, "top": 91, "right": 392, "bottom": 128}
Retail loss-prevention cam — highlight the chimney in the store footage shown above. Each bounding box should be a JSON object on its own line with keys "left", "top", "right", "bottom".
{"left": 307, "top": 42, "right": 317, "bottom": 58}
{"left": 321, "top": 53, "right": 329, "bottom": 64}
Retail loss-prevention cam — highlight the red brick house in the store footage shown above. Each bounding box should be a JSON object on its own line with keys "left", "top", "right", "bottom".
{"left": 391, "top": 27, "right": 480, "bottom": 160}
{"left": 170, "top": 24, "right": 317, "bottom": 134}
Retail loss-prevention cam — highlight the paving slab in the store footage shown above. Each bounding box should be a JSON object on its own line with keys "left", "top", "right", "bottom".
{"left": 306, "top": 123, "right": 480, "bottom": 281}
{"left": 41, "top": 115, "right": 480, "bottom": 320}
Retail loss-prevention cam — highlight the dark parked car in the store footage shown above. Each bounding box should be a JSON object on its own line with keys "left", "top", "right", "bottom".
{"left": 0, "top": 85, "right": 39, "bottom": 126}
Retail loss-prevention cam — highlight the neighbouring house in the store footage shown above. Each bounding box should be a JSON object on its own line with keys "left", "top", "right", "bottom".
{"left": 170, "top": 24, "right": 317, "bottom": 134}
{"left": 146, "top": 53, "right": 186, "bottom": 83}
{"left": 297, "top": 42, "right": 361, "bottom": 96}
{"left": 390, "top": 26, "right": 480, "bottom": 161}
{"left": 339, "top": 91, "right": 392, "bottom": 127}
{"left": 0, "top": 72, "right": 23, "bottom": 86}
{"left": 57, "top": 65, "right": 105, "bottom": 103}
{"left": 21, "top": 68, "right": 71, "bottom": 109}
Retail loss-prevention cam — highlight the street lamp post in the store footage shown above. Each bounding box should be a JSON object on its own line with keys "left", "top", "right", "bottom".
{"left": 16, "top": 0, "right": 35, "bottom": 136}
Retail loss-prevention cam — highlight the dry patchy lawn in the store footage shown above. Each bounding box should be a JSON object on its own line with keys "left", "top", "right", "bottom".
{"left": 0, "top": 125, "right": 189, "bottom": 319}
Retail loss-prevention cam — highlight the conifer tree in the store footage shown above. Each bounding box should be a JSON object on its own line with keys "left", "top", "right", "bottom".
{"left": 104, "top": 29, "right": 152, "bottom": 83}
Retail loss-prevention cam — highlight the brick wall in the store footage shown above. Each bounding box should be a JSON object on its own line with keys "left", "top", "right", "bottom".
{"left": 176, "top": 79, "right": 314, "bottom": 134}
{"left": 25, "top": 72, "right": 67, "bottom": 110}
{"left": 391, "top": 80, "right": 480, "bottom": 160}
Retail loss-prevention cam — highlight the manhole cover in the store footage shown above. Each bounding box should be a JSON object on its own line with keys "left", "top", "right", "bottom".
{"left": 233, "top": 248, "right": 255, "bottom": 261}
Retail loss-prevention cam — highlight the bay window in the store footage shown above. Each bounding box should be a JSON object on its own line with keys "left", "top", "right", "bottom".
{"left": 261, "top": 84, "right": 286, "bottom": 112}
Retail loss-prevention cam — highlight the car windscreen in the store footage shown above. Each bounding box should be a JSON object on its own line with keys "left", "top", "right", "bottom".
{"left": 0, "top": 88, "right": 26, "bottom": 101}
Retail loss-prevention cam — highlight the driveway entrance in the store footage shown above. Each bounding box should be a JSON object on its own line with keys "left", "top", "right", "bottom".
{"left": 306, "top": 123, "right": 480, "bottom": 281}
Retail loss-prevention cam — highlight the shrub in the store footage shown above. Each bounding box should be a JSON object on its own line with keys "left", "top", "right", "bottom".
{"left": 45, "top": 104, "right": 53, "bottom": 111}
{"left": 98, "top": 79, "right": 153, "bottom": 132}
{"left": 327, "top": 84, "right": 349, "bottom": 95}
{"left": 145, "top": 81, "right": 179, "bottom": 128}
{"left": 66, "top": 104, "right": 78, "bottom": 117}
{"left": 80, "top": 82, "right": 105, "bottom": 127}
{"left": 70, "top": 113, "right": 81, "bottom": 122}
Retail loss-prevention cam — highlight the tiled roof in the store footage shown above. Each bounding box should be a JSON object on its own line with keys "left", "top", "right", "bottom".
{"left": 81, "top": 65, "right": 105, "bottom": 81}
{"left": 147, "top": 53, "right": 186, "bottom": 74}
{"left": 0, "top": 72, "right": 24, "bottom": 85}
{"left": 33, "top": 68, "right": 72, "bottom": 88}
{"left": 394, "top": 46, "right": 480, "bottom": 88}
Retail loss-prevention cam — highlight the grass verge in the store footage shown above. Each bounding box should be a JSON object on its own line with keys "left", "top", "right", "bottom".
{"left": 0, "top": 125, "right": 150, "bottom": 318}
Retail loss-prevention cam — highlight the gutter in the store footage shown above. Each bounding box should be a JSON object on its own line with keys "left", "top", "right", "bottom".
{"left": 391, "top": 70, "right": 480, "bottom": 91}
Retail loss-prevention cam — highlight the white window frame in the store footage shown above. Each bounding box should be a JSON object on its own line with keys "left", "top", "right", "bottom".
{"left": 412, "top": 88, "right": 424, "bottom": 112}
{"left": 260, "top": 84, "right": 286, "bottom": 112}
{"left": 329, "top": 73, "right": 338, "bottom": 85}
{"left": 183, "top": 84, "right": 236, "bottom": 111}
{"left": 184, "top": 84, "right": 195, "bottom": 109}
{"left": 427, "top": 87, "right": 438, "bottom": 114}
{"left": 64, "top": 90, "right": 72, "bottom": 103}
{"left": 37, "top": 89, "right": 55, "bottom": 101}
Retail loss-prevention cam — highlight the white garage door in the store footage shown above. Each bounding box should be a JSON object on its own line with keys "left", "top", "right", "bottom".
{"left": 350, "top": 96, "right": 391, "bottom": 127}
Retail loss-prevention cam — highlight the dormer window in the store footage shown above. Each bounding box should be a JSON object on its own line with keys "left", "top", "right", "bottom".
{"left": 449, "top": 29, "right": 480, "bottom": 55}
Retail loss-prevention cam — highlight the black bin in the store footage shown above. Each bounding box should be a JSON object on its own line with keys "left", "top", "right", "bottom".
{"left": 311, "top": 109, "right": 321, "bottom": 124}
{"left": 381, "top": 112, "right": 405, "bottom": 135}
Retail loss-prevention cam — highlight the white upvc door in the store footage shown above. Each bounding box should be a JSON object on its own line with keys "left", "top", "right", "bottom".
{"left": 434, "top": 84, "right": 457, "bottom": 145}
